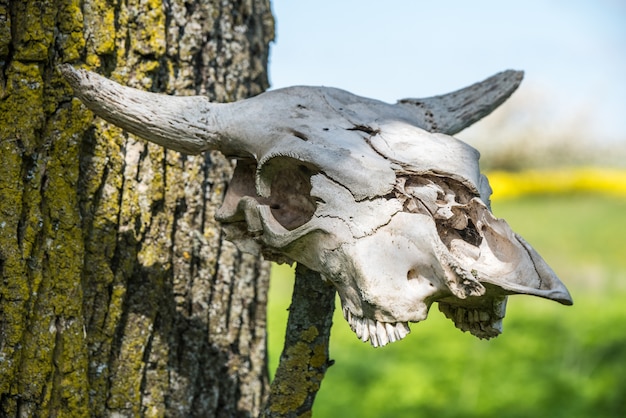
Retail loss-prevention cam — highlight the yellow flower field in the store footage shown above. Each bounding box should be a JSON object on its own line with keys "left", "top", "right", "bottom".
{"left": 486, "top": 167, "right": 626, "bottom": 200}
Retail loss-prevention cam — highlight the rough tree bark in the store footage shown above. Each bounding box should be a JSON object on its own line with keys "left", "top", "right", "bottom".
{"left": 0, "top": 0, "right": 274, "bottom": 416}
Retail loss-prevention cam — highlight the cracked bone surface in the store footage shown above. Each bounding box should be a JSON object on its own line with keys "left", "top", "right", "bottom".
{"left": 62, "top": 65, "right": 573, "bottom": 347}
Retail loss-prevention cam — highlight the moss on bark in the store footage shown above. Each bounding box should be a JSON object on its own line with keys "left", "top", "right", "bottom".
{"left": 0, "top": 0, "right": 274, "bottom": 416}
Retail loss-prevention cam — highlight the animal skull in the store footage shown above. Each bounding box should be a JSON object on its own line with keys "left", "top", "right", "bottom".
{"left": 62, "top": 66, "right": 573, "bottom": 347}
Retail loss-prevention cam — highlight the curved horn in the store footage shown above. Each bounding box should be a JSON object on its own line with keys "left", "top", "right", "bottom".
{"left": 397, "top": 70, "right": 524, "bottom": 135}
{"left": 60, "top": 65, "right": 237, "bottom": 155}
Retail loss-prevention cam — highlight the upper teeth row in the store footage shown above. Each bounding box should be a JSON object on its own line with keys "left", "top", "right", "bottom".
{"left": 438, "top": 301, "right": 506, "bottom": 339}
{"left": 343, "top": 308, "right": 411, "bottom": 348}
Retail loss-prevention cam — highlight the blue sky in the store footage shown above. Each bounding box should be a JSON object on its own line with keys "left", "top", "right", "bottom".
{"left": 268, "top": 0, "right": 626, "bottom": 144}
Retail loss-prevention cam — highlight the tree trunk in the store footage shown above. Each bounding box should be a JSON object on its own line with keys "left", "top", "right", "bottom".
{"left": 0, "top": 0, "right": 274, "bottom": 416}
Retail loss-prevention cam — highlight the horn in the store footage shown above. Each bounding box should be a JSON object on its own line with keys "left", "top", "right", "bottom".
{"left": 60, "top": 65, "right": 239, "bottom": 155}
{"left": 396, "top": 70, "right": 524, "bottom": 135}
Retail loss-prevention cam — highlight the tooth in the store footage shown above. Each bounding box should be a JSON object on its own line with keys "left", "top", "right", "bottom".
{"left": 360, "top": 318, "right": 370, "bottom": 343}
{"left": 355, "top": 317, "right": 363, "bottom": 339}
{"left": 494, "top": 297, "right": 508, "bottom": 319}
{"left": 396, "top": 322, "right": 410, "bottom": 340}
{"left": 369, "top": 334, "right": 378, "bottom": 347}
{"left": 368, "top": 319, "right": 378, "bottom": 347}
{"left": 360, "top": 317, "right": 367, "bottom": 339}
{"left": 376, "top": 321, "right": 389, "bottom": 347}
{"left": 492, "top": 319, "right": 503, "bottom": 333}
{"left": 385, "top": 322, "right": 397, "bottom": 343}
{"left": 347, "top": 310, "right": 356, "bottom": 332}
{"left": 455, "top": 307, "right": 466, "bottom": 325}
{"left": 479, "top": 311, "right": 490, "bottom": 322}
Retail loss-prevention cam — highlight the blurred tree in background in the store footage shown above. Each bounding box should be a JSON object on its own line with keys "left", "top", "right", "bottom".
{"left": 460, "top": 88, "right": 626, "bottom": 171}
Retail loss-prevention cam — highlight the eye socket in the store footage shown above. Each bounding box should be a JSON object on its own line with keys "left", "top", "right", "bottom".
{"left": 221, "top": 157, "right": 319, "bottom": 231}
{"left": 263, "top": 157, "right": 319, "bottom": 230}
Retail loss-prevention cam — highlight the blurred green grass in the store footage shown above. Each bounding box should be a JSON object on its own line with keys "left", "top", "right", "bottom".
{"left": 267, "top": 194, "right": 626, "bottom": 418}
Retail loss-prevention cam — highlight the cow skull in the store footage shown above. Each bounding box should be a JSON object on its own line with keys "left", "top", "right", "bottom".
{"left": 62, "top": 65, "right": 573, "bottom": 347}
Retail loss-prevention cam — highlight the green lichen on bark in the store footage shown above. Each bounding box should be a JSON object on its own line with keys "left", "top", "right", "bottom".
{"left": 56, "top": 0, "right": 85, "bottom": 62}
{"left": 0, "top": 3, "right": 93, "bottom": 411}
{"left": 10, "top": 0, "right": 57, "bottom": 61}
{"left": 1, "top": 0, "right": 274, "bottom": 416}
{"left": 0, "top": 3, "right": 10, "bottom": 59}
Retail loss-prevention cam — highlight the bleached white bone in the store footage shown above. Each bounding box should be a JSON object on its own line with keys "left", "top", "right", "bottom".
{"left": 62, "top": 65, "right": 572, "bottom": 347}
